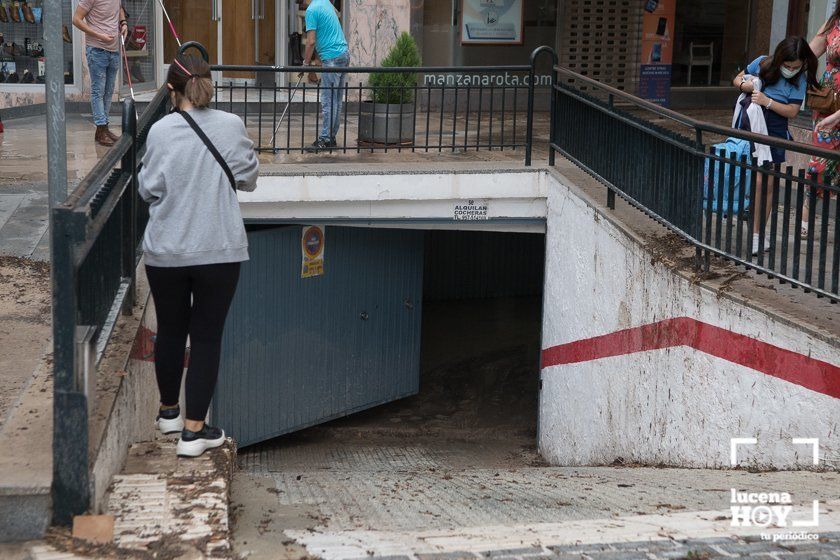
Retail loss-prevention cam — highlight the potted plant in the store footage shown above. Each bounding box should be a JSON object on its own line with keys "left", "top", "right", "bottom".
{"left": 358, "top": 32, "right": 421, "bottom": 145}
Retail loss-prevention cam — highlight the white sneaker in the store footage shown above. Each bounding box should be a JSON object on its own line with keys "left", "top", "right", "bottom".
{"left": 176, "top": 425, "right": 226, "bottom": 458}
{"left": 156, "top": 406, "right": 184, "bottom": 435}
{"left": 751, "top": 233, "right": 770, "bottom": 256}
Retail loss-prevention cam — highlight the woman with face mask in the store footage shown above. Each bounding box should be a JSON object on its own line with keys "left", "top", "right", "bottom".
{"left": 138, "top": 54, "right": 259, "bottom": 458}
{"left": 732, "top": 37, "right": 818, "bottom": 255}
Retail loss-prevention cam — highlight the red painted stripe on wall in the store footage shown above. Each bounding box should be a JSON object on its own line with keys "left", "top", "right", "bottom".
{"left": 541, "top": 317, "right": 840, "bottom": 399}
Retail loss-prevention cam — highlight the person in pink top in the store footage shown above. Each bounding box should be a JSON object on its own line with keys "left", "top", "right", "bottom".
{"left": 72, "top": 0, "right": 129, "bottom": 146}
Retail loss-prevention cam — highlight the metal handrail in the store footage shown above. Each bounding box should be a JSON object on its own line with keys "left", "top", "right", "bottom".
{"left": 553, "top": 65, "right": 840, "bottom": 161}
{"left": 549, "top": 62, "right": 840, "bottom": 303}
{"left": 213, "top": 64, "right": 535, "bottom": 74}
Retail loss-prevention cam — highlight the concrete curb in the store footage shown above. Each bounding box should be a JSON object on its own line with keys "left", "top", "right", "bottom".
{"left": 0, "top": 353, "right": 52, "bottom": 542}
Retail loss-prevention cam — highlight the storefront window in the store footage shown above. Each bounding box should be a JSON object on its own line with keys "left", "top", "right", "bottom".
{"left": 0, "top": 0, "right": 75, "bottom": 85}
{"left": 121, "top": 0, "right": 156, "bottom": 92}
{"left": 670, "top": 0, "right": 751, "bottom": 87}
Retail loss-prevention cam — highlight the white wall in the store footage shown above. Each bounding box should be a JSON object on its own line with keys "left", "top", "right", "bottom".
{"left": 539, "top": 171, "right": 840, "bottom": 469}
{"left": 770, "top": 0, "right": 790, "bottom": 49}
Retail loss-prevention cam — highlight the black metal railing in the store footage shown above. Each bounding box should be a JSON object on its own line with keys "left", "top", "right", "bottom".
{"left": 550, "top": 66, "right": 840, "bottom": 302}
{"left": 173, "top": 41, "right": 556, "bottom": 162}
{"left": 209, "top": 65, "right": 547, "bottom": 158}
{"left": 51, "top": 88, "right": 170, "bottom": 524}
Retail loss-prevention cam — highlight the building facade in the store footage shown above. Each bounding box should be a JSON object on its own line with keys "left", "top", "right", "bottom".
{"left": 0, "top": 0, "right": 835, "bottom": 112}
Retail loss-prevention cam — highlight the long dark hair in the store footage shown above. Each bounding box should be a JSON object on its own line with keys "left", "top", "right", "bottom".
{"left": 759, "top": 36, "right": 819, "bottom": 90}
{"left": 822, "top": 4, "right": 840, "bottom": 35}
{"left": 167, "top": 54, "right": 213, "bottom": 108}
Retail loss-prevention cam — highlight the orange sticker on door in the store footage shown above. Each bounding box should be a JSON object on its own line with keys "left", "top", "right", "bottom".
{"left": 301, "top": 225, "right": 325, "bottom": 278}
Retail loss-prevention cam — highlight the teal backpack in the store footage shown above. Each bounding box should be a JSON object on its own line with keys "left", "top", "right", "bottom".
{"left": 703, "top": 136, "right": 753, "bottom": 214}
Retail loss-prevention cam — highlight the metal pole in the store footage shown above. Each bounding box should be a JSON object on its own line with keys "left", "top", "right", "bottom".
{"left": 45, "top": 0, "right": 88, "bottom": 525}
{"left": 525, "top": 64, "right": 535, "bottom": 167}
{"left": 45, "top": 0, "right": 67, "bottom": 208}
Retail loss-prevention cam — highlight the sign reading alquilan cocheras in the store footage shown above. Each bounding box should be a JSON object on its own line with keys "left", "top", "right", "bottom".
{"left": 453, "top": 199, "right": 489, "bottom": 221}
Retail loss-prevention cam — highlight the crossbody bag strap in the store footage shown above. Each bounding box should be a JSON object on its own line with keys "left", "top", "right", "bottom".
{"left": 179, "top": 111, "right": 237, "bottom": 192}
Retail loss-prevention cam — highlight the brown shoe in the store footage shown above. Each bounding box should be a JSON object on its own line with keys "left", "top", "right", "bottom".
{"left": 21, "top": 1, "right": 33, "bottom": 23}
{"left": 63, "top": 24, "right": 72, "bottom": 43}
{"left": 0, "top": 4, "right": 8, "bottom": 23}
{"left": 95, "top": 125, "right": 115, "bottom": 147}
{"left": 105, "top": 125, "right": 119, "bottom": 142}
{"left": 9, "top": 1, "right": 19, "bottom": 22}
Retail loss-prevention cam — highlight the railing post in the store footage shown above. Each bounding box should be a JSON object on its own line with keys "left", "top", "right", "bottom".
{"left": 694, "top": 128, "right": 705, "bottom": 270}
{"left": 547, "top": 61, "right": 557, "bottom": 167}
{"left": 525, "top": 63, "right": 536, "bottom": 166}
{"left": 121, "top": 99, "right": 138, "bottom": 312}
{"left": 51, "top": 207, "right": 89, "bottom": 525}
{"left": 526, "top": 46, "right": 559, "bottom": 167}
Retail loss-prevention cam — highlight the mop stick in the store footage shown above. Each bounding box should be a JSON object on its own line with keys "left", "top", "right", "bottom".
{"left": 156, "top": 0, "right": 181, "bottom": 47}
{"left": 269, "top": 73, "right": 305, "bottom": 146}
{"left": 120, "top": 35, "right": 135, "bottom": 101}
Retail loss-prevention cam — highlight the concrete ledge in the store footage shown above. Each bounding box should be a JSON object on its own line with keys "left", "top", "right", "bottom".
{"left": 89, "top": 267, "right": 158, "bottom": 512}
{"left": 0, "top": 356, "right": 52, "bottom": 541}
{"left": 244, "top": 164, "right": 548, "bottom": 229}
{"left": 539, "top": 164, "right": 840, "bottom": 469}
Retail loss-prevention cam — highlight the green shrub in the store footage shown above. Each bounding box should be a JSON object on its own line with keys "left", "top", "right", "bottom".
{"left": 369, "top": 32, "right": 421, "bottom": 104}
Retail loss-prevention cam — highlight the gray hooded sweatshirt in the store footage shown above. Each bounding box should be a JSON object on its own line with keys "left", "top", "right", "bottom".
{"left": 138, "top": 108, "right": 259, "bottom": 267}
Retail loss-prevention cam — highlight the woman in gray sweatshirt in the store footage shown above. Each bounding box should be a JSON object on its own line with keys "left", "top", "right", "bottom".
{"left": 138, "top": 54, "right": 259, "bottom": 458}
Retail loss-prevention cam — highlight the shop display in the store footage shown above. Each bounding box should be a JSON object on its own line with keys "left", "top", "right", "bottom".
{"left": 0, "top": 0, "right": 73, "bottom": 86}
{"left": 120, "top": 0, "right": 155, "bottom": 91}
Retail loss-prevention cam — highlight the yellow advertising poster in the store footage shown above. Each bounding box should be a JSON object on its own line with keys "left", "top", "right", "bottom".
{"left": 301, "top": 226, "right": 325, "bottom": 278}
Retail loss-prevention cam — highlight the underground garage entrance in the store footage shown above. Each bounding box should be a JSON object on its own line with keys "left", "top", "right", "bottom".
{"left": 213, "top": 225, "right": 546, "bottom": 463}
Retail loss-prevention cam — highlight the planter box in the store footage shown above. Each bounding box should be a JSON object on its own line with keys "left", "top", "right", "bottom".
{"left": 358, "top": 101, "right": 415, "bottom": 144}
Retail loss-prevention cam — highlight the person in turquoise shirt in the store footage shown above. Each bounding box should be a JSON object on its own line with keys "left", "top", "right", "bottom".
{"left": 302, "top": 0, "right": 349, "bottom": 152}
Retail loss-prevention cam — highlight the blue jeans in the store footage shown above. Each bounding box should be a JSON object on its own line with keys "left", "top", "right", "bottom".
{"left": 319, "top": 51, "right": 349, "bottom": 141}
{"left": 86, "top": 46, "right": 120, "bottom": 126}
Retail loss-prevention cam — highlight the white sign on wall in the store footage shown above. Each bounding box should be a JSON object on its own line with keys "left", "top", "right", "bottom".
{"left": 461, "top": 0, "right": 524, "bottom": 45}
{"left": 454, "top": 199, "right": 489, "bottom": 220}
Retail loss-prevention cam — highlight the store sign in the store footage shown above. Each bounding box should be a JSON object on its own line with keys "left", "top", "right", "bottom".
{"left": 461, "top": 0, "right": 523, "bottom": 45}
{"left": 639, "top": 0, "right": 676, "bottom": 107}
{"left": 454, "top": 199, "right": 489, "bottom": 220}
{"left": 131, "top": 25, "right": 147, "bottom": 51}
{"left": 301, "top": 225, "right": 325, "bottom": 278}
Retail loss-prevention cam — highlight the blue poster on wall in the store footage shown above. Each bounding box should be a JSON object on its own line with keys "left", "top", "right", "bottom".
{"left": 639, "top": 64, "right": 673, "bottom": 107}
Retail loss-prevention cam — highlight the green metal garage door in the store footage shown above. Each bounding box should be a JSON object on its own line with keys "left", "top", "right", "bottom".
{"left": 213, "top": 226, "right": 424, "bottom": 447}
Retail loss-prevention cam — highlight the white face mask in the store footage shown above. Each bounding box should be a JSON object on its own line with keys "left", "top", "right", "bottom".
{"left": 781, "top": 66, "right": 801, "bottom": 79}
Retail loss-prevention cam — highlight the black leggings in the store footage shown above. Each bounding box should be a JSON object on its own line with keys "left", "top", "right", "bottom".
{"left": 145, "top": 262, "right": 240, "bottom": 421}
